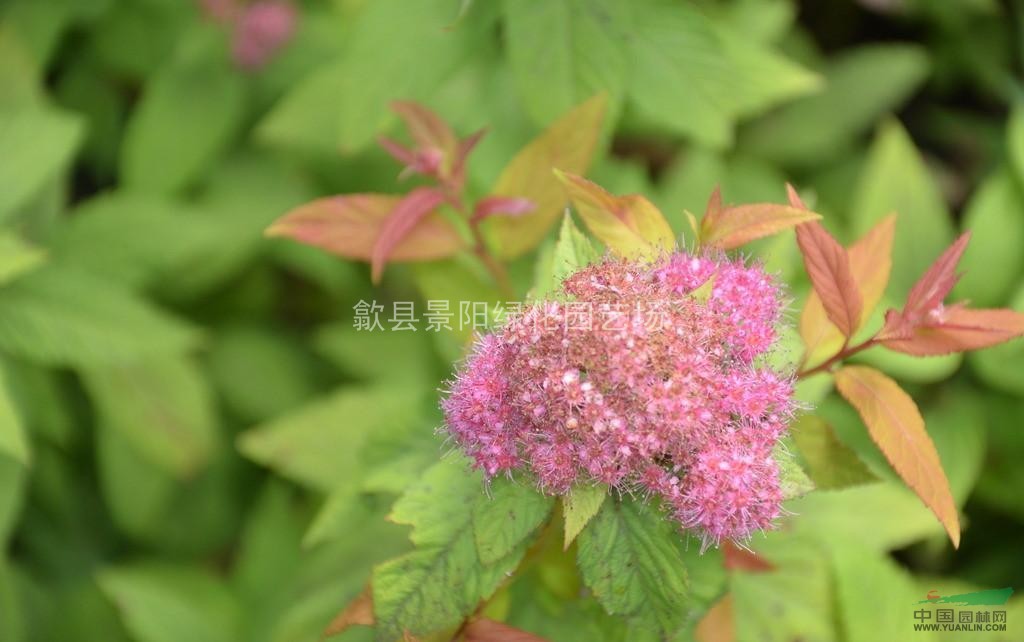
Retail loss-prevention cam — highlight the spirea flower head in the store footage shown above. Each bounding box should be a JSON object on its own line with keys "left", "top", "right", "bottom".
{"left": 442, "top": 252, "right": 797, "bottom": 549}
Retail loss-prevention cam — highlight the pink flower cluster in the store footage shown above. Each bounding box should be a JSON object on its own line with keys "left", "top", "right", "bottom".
{"left": 442, "top": 253, "right": 797, "bottom": 548}
{"left": 199, "top": 0, "right": 297, "bottom": 71}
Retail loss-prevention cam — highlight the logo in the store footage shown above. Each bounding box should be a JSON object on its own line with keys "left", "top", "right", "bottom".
{"left": 912, "top": 588, "right": 1013, "bottom": 633}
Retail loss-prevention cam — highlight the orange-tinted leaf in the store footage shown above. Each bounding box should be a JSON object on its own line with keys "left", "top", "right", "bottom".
{"left": 267, "top": 193, "right": 465, "bottom": 267}
{"left": 796, "top": 222, "right": 863, "bottom": 338}
{"left": 695, "top": 594, "right": 735, "bottom": 642}
{"left": 556, "top": 171, "right": 675, "bottom": 259}
{"left": 722, "top": 541, "right": 774, "bottom": 573}
{"left": 463, "top": 618, "right": 551, "bottom": 642}
{"left": 371, "top": 187, "right": 449, "bottom": 282}
{"left": 701, "top": 202, "right": 820, "bottom": 251}
{"left": 323, "top": 585, "right": 374, "bottom": 638}
{"left": 834, "top": 365, "right": 960, "bottom": 548}
{"left": 880, "top": 306, "right": 1024, "bottom": 356}
{"left": 800, "top": 215, "right": 895, "bottom": 363}
{"left": 705, "top": 186, "right": 723, "bottom": 221}
{"left": 487, "top": 94, "right": 607, "bottom": 259}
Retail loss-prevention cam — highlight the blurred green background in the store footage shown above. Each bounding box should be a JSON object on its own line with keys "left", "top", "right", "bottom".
{"left": 1, "top": 0, "right": 1023, "bottom": 640}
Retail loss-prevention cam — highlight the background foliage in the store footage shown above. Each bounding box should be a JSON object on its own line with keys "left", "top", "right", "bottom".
{"left": 1, "top": 0, "right": 1023, "bottom": 640}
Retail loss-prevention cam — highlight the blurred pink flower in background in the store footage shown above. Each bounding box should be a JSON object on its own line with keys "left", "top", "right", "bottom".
{"left": 199, "top": 0, "right": 297, "bottom": 71}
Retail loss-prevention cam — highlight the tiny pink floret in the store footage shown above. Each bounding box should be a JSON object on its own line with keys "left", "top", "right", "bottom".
{"left": 441, "top": 253, "right": 797, "bottom": 548}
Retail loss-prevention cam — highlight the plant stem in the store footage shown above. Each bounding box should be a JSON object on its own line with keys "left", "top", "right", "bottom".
{"left": 795, "top": 337, "right": 878, "bottom": 379}
{"left": 444, "top": 188, "right": 516, "bottom": 300}
{"left": 470, "top": 223, "right": 516, "bottom": 300}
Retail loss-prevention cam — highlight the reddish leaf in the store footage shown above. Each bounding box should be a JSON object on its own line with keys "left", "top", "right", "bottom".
{"left": 876, "top": 231, "right": 1024, "bottom": 356}
{"left": 267, "top": 193, "right": 465, "bottom": 266}
{"left": 881, "top": 306, "right": 1024, "bottom": 356}
{"left": 903, "top": 232, "right": 971, "bottom": 321}
{"left": 487, "top": 94, "right": 607, "bottom": 259}
{"left": 451, "top": 128, "right": 488, "bottom": 187}
{"left": 701, "top": 201, "right": 821, "bottom": 251}
{"left": 323, "top": 585, "right": 374, "bottom": 638}
{"left": 834, "top": 365, "right": 961, "bottom": 548}
{"left": 800, "top": 215, "right": 895, "bottom": 363}
{"left": 695, "top": 594, "right": 735, "bottom": 642}
{"left": 463, "top": 618, "right": 551, "bottom": 642}
{"left": 722, "top": 541, "right": 774, "bottom": 573}
{"left": 377, "top": 136, "right": 418, "bottom": 168}
{"left": 796, "top": 222, "right": 863, "bottom": 338}
{"left": 472, "top": 196, "right": 536, "bottom": 222}
{"left": 785, "top": 182, "right": 807, "bottom": 209}
{"left": 371, "top": 187, "right": 449, "bottom": 283}
{"left": 556, "top": 171, "right": 675, "bottom": 259}
{"left": 390, "top": 101, "right": 458, "bottom": 162}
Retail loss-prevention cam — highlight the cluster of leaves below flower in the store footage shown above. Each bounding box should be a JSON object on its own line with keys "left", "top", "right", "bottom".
{"left": 443, "top": 253, "right": 798, "bottom": 549}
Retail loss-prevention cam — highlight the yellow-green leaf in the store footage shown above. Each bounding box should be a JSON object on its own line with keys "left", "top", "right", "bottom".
{"left": 701, "top": 202, "right": 820, "bottom": 251}
{"left": 486, "top": 94, "right": 607, "bottom": 259}
{"left": 556, "top": 171, "right": 675, "bottom": 259}
{"left": 791, "top": 415, "right": 877, "bottom": 490}
{"left": 833, "top": 365, "right": 960, "bottom": 548}
{"left": 562, "top": 482, "right": 606, "bottom": 549}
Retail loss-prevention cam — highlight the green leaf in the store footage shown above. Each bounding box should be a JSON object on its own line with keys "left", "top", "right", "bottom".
{"left": 119, "top": 28, "right": 245, "bottom": 194}
{"left": 787, "top": 481, "right": 944, "bottom": 551}
{"left": 501, "top": 0, "right": 627, "bottom": 127}
{"left": 731, "top": 537, "right": 836, "bottom": 642}
{"left": 209, "top": 325, "right": 323, "bottom": 423}
{"left": 314, "top": 323, "right": 436, "bottom": 387}
{"left": 48, "top": 192, "right": 229, "bottom": 291}
{"left": 576, "top": 497, "right": 689, "bottom": 635}
{"left": 0, "top": 267, "right": 199, "bottom": 367}
{"left": 953, "top": 171, "right": 1024, "bottom": 307}
{"left": 0, "top": 233, "right": 45, "bottom": 286}
{"left": 0, "top": 107, "right": 82, "bottom": 220}
{"left": 0, "top": 559, "right": 25, "bottom": 642}
{"left": 742, "top": 44, "right": 929, "bottom": 166}
{"left": 259, "top": 0, "right": 490, "bottom": 154}
{"left": 230, "top": 482, "right": 303, "bottom": 607}
{"left": 626, "top": 0, "right": 818, "bottom": 147}
{"left": 98, "top": 564, "right": 242, "bottom": 642}
{"left": 829, "top": 543, "right": 923, "bottom": 642}
{"left": 238, "top": 386, "right": 427, "bottom": 492}
{"left": 95, "top": 416, "right": 177, "bottom": 538}
{"left": 373, "top": 458, "right": 527, "bottom": 641}
{"left": 0, "top": 24, "right": 43, "bottom": 109}
{"left": 973, "top": 394, "right": 1024, "bottom": 520}
{"left": 776, "top": 441, "right": 815, "bottom": 501}
{"left": 82, "top": 356, "right": 217, "bottom": 479}
{"left": 534, "top": 213, "right": 600, "bottom": 298}
{"left": 850, "top": 120, "right": 955, "bottom": 298}
{"left": 472, "top": 477, "right": 554, "bottom": 564}
{"left": 0, "top": 360, "right": 29, "bottom": 465}
{"left": 1008, "top": 103, "right": 1024, "bottom": 185}
{"left": 562, "top": 483, "right": 606, "bottom": 549}
{"left": 791, "top": 415, "right": 877, "bottom": 491}
{"left": 0, "top": 454, "right": 26, "bottom": 544}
